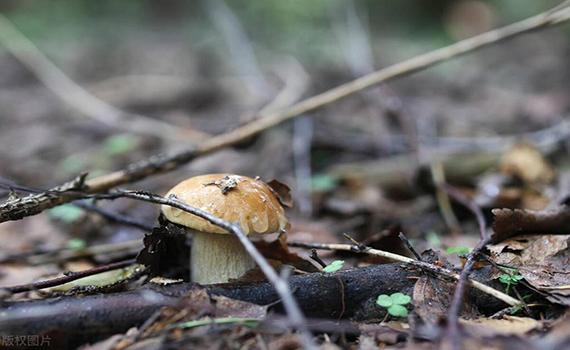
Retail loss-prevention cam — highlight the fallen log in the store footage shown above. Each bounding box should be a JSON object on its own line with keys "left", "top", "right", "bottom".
{"left": 0, "top": 263, "right": 505, "bottom": 345}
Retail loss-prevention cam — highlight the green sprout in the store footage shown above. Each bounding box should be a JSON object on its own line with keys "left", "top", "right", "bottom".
{"left": 445, "top": 246, "right": 472, "bottom": 256}
{"left": 508, "top": 294, "right": 533, "bottom": 315}
{"left": 323, "top": 260, "right": 344, "bottom": 273}
{"left": 499, "top": 272, "right": 524, "bottom": 294}
{"left": 376, "top": 292, "right": 411, "bottom": 318}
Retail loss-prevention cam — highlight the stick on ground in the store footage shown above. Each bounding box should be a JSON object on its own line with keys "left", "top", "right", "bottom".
{"left": 98, "top": 190, "right": 317, "bottom": 350}
{"left": 287, "top": 241, "right": 520, "bottom": 307}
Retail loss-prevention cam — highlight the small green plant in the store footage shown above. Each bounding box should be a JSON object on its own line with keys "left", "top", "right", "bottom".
{"left": 499, "top": 272, "right": 524, "bottom": 294}
{"left": 376, "top": 292, "right": 411, "bottom": 318}
{"left": 49, "top": 204, "right": 84, "bottom": 223}
{"left": 323, "top": 260, "right": 344, "bottom": 273}
{"left": 445, "top": 246, "right": 472, "bottom": 256}
{"left": 507, "top": 294, "right": 533, "bottom": 315}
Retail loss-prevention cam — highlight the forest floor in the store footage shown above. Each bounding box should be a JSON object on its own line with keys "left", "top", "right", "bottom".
{"left": 0, "top": 3, "right": 570, "bottom": 350}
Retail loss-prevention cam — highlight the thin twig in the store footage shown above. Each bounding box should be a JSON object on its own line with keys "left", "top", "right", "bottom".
{"left": 442, "top": 185, "right": 492, "bottom": 350}
{"left": 96, "top": 190, "right": 317, "bottom": 350}
{"left": 287, "top": 241, "right": 520, "bottom": 307}
{"left": 2, "top": 4, "right": 570, "bottom": 223}
{"left": 2, "top": 259, "right": 136, "bottom": 294}
{"left": 309, "top": 249, "right": 327, "bottom": 268}
{"left": 444, "top": 186, "right": 490, "bottom": 242}
{"left": 398, "top": 232, "right": 422, "bottom": 261}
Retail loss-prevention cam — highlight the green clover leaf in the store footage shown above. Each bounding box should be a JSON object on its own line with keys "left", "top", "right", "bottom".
{"left": 499, "top": 274, "right": 511, "bottom": 284}
{"left": 390, "top": 292, "right": 411, "bottom": 305}
{"left": 388, "top": 304, "right": 408, "bottom": 317}
{"left": 376, "top": 292, "right": 411, "bottom": 318}
{"left": 499, "top": 271, "right": 524, "bottom": 294}
{"left": 499, "top": 273, "right": 523, "bottom": 285}
{"left": 323, "top": 260, "right": 344, "bottom": 273}
{"left": 376, "top": 294, "right": 393, "bottom": 307}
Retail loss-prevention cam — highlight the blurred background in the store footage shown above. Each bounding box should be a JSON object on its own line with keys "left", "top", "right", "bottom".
{"left": 0, "top": 1, "right": 569, "bottom": 272}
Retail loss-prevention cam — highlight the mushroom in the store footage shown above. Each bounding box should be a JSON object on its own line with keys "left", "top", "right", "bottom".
{"left": 161, "top": 174, "right": 289, "bottom": 284}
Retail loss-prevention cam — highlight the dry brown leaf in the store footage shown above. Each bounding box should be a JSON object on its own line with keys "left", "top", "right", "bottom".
{"left": 358, "top": 322, "right": 408, "bottom": 346}
{"left": 489, "top": 234, "right": 570, "bottom": 305}
{"left": 267, "top": 179, "right": 293, "bottom": 208}
{"left": 139, "top": 287, "right": 267, "bottom": 338}
{"left": 491, "top": 207, "right": 570, "bottom": 243}
{"left": 412, "top": 250, "right": 479, "bottom": 324}
{"left": 255, "top": 236, "right": 320, "bottom": 273}
{"left": 460, "top": 316, "right": 542, "bottom": 337}
{"left": 413, "top": 275, "right": 455, "bottom": 324}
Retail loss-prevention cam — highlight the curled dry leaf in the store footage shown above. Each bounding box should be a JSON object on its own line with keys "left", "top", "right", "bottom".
{"left": 255, "top": 235, "right": 320, "bottom": 273}
{"left": 266, "top": 179, "right": 293, "bottom": 208}
{"left": 491, "top": 207, "right": 570, "bottom": 243}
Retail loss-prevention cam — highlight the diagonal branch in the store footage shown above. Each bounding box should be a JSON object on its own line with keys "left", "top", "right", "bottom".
{"left": 443, "top": 185, "right": 493, "bottom": 350}
{"left": 96, "top": 190, "right": 317, "bottom": 350}
{"left": 1, "top": 3, "right": 570, "bottom": 223}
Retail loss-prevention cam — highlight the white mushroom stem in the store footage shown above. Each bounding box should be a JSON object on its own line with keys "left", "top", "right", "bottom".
{"left": 190, "top": 230, "right": 256, "bottom": 284}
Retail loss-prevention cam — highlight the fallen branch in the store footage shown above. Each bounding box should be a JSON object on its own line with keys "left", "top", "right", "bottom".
{"left": 287, "top": 240, "right": 519, "bottom": 307}
{"left": 2, "top": 259, "right": 136, "bottom": 294}
{"left": 2, "top": 3, "right": 570, "bottom": 223}
{"left": 0, "top": 263, "right": 508, "bottom": 341}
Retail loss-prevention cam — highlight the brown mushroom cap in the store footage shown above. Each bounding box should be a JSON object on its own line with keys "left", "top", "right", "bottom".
{"left": 162, "top": 174, "right": 289, "bottom": 235}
